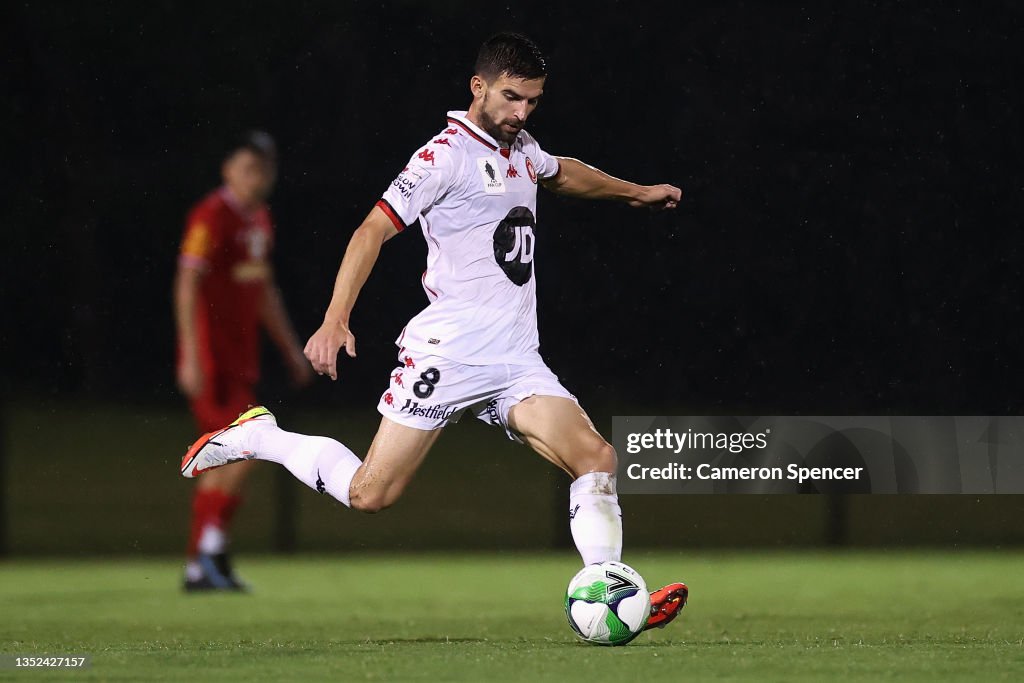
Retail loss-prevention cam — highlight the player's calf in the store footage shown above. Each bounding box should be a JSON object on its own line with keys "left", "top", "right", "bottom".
{"left": 347, "top": 461, "right": 418, "bottom": 513}
{"left": 345, "top": 417, "right": 441, "bottom": 513}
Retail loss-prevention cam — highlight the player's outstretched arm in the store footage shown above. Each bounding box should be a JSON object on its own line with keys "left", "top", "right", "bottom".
{"left": 304, "top": 206, "right": 400, "bottom": 380}
{"left": 260, "top": 273, "right": 313, "bottom": 387}
{"left": 173, "top": 264, "right": 205, "bottom": 398}
{"left": 541, "top": 157, "right": 681, "bottom": 210}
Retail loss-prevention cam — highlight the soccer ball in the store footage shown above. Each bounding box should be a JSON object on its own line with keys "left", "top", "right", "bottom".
{"left": 564, "top": 560, "right": 650, "bottom": 646}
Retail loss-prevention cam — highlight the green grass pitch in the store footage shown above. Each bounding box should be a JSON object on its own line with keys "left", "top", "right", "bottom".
{"left": 2, "top": 551, "right": 1022, "bottom": 681}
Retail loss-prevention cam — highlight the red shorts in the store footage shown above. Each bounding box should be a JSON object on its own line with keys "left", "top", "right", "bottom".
{"left": 189, "top": 374, "right": 257, "bottom": 433}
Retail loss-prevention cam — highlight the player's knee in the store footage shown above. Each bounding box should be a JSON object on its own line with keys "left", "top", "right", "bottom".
{"left": 349, "top": 483, "right": 399, "bottom": 514}
{"left": 594, "top": 441, "right": 617, "bottom": 472}
{"left": 349, "top": 488, "right": 386, "bottom": 514}
{"left": 571, "top": 441, "right": 617, "bottom": 478}
{"left": 350, "top": 491, "right": 384, "bottom": 513}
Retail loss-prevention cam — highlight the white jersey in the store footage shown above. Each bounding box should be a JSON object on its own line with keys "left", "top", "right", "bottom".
{"left": 377, "top": 110, "right": 561, "bottom": 365}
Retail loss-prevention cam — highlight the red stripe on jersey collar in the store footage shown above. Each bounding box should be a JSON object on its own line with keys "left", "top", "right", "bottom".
{"left": 446, "top": 116, "right": 499, "bottom": 152}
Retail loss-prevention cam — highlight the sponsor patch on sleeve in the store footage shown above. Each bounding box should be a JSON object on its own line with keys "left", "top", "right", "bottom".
{"left": 181, "top": 222, "right": 212, "bottom": 260}
{"left": 391, "top": 165, "right": 430, "bottom": 200}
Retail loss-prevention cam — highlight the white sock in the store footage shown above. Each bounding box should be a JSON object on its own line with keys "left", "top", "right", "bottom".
{"left": 249, "top": 423, "right": 361, "bottom": 507}
{"left": 569, "top": 472, "right": 623, "bottom": 565}
{"left": 184, "top": 560, "right": 203, "bottom": 581}
{"left": 197, "top": 524, "right": 226, "bottom": 554}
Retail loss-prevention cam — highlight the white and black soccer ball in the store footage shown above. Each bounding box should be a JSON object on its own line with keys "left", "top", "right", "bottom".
{"left": 565, "top": 561, "right": 650, "bottom": 646}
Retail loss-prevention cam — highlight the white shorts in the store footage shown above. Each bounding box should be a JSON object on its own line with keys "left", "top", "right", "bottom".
{"left": 376, "top": 347, "right": 577, "bottom": 441}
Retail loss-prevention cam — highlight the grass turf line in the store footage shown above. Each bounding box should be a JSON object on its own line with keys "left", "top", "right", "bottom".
{"left": 1, "top": 551, "right": 1023, "bottom": 682}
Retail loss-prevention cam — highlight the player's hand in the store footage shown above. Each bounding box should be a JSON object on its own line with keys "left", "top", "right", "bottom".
{"left": 304, "top": 319, "right": 357, "bottom": 381}
{"left": 176, "top": 358, "right": 204, "bottom": 398}
{"left": 628, "top": 184, "right": 682, "bottom": 210}
{"left": 286, "top": 347, "right": 315, "bottom": 388}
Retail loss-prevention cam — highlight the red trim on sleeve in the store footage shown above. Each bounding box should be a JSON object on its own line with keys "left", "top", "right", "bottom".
{"left": 375, "top": 199, "right": 405, "bottom": 232}
{"left": 177, "top": 254, "right": 210, "bottom": 270}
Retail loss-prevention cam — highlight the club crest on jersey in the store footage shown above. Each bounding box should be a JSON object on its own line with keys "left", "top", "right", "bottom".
{"left": 241, "top": 227, "right": 269, "bottom": 260}
{"left": 476, "top": 156, "right": 506, "bottom": 194}
{"left": 525, "top": 157, "right": 538, "bottom": 183}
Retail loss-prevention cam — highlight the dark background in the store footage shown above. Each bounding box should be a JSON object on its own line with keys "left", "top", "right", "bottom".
{"left": 2, "top": 1, "right": 1022, "bottom": 554}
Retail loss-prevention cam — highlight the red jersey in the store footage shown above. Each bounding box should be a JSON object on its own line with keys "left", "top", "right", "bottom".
{"left": 179, "top": 187, "right": 274, "bottom": 382}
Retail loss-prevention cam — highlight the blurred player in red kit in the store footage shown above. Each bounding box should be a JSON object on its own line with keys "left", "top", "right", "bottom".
{"left": 174, "top": 131, "right": 312, "bottom": 591}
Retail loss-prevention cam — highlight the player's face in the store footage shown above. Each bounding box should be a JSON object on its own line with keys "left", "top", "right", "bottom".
{"left": 222, "top": 149, "right": 276, "bottom": 207}
{"left": 476, "top": 73, "right": 545, "bottom": 144}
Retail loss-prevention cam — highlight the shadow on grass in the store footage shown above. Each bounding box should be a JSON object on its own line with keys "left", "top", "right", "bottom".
{"left": 354, "top": 638, "right": 491, "bottom": 645}
{"left": 349, "top": 637, "right": 688, "bottom": 648}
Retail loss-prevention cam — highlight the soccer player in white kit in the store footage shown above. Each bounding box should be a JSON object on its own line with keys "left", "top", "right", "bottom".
{"left": 180, "top": 33, "right": 688, "bottom": 630}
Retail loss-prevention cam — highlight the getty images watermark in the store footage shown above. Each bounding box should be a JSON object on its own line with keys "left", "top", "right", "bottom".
{"left": 613, "top": 416, "right": 1024, "bottom": 494}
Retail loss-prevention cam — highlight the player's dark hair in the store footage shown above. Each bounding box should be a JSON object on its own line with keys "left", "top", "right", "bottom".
{"left": 227, "top": 130, "right": 277, "bottom": 162}
{"left": 475, "top": 32, "right": 547, "bottom": 81}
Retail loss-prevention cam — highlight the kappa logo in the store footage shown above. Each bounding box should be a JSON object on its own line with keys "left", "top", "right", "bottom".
{"left": 569, "top": 503, "right": 581, "bottom": 520}
{"left": 506, "top": 164, "right": 520, "bottom": 178}
{"left": 383, "top": 392, "right": 394, "bottom": 406}
{"left": 392, "top": 372, "right": 405, "bottom": 387}
{"left": 476, "top": 156, "right": 506, "bottom": 194}
{"left": 315, "top": 469, "right": 326, "bottom": 494}
{"left": 417, "top": 148, "right": 436, "bottom": 166}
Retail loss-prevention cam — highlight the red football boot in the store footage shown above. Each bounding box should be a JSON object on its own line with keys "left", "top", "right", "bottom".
{"left": 644, "top": 582, "right": 689, "bottom": 630}
{"left": 180, "top": 406, "right": 275, "bottom": 478}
